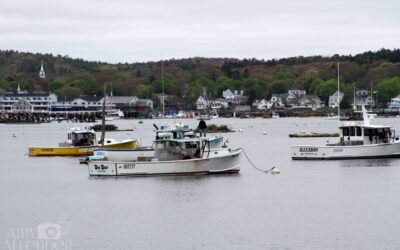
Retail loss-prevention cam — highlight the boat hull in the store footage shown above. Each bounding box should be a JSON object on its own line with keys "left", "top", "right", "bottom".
{"left": 28, "top": 146, "right": 95, "bottom": 156}
{"left": 87, "top": 148, "right": 155, "bottom": 162}
{"left": 98, "top": 140, "right": 138, "bottom": 149}
{"left": 291, "top": 141, "right": 400, "bottom": 160}
{"left": 29, "top": 140, "right": 138, "bottom": 157}
{"left": 88, "top": 149, "right": 242, "bottom": 176}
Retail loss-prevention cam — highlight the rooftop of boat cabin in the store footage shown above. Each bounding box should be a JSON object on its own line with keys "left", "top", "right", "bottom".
{"left": 339, "top": 123, "right": 391, "bottom": 129}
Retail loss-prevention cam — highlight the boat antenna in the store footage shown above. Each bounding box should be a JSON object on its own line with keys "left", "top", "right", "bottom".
{"left": 100, "top": 85, "right": 107, "bottom": 146}
{"left": 153, "top": 123, "right": 159, "bottom": 130}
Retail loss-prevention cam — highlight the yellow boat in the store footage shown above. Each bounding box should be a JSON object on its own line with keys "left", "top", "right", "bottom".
{"left": 28, "top": 127, "right": 138, "bottom": 156}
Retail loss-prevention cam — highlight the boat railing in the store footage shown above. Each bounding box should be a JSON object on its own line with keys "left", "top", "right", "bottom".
{"left": 326, "top": 140, "right": 363, "bottom": 146}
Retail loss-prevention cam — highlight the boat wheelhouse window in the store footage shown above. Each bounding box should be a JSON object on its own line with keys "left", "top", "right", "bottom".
{"left": 356, "top": 127, "right": 362, "bottom": 136}
{"left": 350, "top": 127, "right": 355, "bottom": 136}
{"left": 168, "top": 141, "right": 179, "bottom": 148}
{"left": 156, "top": 141, "right": 166, "bottom": 149}
{"left": 71, "top": 132, "right": 95, "bottom": 146}
{"left": 342, "top": 127, "right": 349, "bottom": 136}
{"left": 185, "top": 142, "right": 198, "bottom": 149}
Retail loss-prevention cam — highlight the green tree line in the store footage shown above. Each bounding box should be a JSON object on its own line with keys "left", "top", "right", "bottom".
{"left": 0, "top": 49, "right": 400, "bottom": 108}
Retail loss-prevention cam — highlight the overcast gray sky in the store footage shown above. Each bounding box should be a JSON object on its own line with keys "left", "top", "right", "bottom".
{"left": 1, "top": 0, "right": 399, "bottom": 63}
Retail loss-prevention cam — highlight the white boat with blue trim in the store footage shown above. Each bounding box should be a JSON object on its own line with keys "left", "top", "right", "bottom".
{"left": 80, "top": 147, "right": 155, "bottom": 163}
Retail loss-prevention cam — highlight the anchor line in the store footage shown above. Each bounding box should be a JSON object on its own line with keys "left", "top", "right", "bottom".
{"left": 240, "top": 148, "right": 276, "bottom": 174}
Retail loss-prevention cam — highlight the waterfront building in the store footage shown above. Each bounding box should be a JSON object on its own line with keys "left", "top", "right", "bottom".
{"left": 0, "top": 89, "right": 57, "bottom": 113}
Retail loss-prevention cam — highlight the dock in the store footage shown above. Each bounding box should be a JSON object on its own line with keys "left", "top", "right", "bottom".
{"left": 289, "top": 132, "right": 339, "bottom": 138}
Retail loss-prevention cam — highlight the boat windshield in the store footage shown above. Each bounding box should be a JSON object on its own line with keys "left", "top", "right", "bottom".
{"left": 70, "top": 132, "right": 96, "bottom": 146}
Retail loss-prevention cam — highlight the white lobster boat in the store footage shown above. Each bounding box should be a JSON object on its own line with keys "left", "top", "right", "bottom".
{"left": 87, "top": 124, "right": 241, "bottom": 176}
{"left": 291, "top": 107, "right": 400, "bottom": 160}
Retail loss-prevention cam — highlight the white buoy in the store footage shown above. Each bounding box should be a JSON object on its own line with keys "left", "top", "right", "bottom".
{"left": 126, "top": 132, "right": 130, "bottom": 135}
{"left": 238, "top": 129, "right": 243, "bottom": 132}
{"left": 263, "top": 131, "right": 267, "bottom": 135}
{"left": 271, "top": 166, "right": 280, "bottom": 175}
{"left": 12, "top": 133, "right": 17, "bottom": 138}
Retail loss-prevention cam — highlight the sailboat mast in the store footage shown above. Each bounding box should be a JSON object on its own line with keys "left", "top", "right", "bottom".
{"left": 162, "top": 60, "right": 165, "bottom": 117}
{"left": 100, "top": 86, "right": 107, "bottom": 146}
{"left": 370, "top": 80, "right": 373, "bottom": 111}
{"left": 353, "top": 81, "right": 356, "bottom": 111}
{"left": 337, "top": 62, "right": 340, "bottom": 123}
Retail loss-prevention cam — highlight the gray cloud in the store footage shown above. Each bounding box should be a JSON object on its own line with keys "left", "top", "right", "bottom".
{"left": 0, "top": 0, "right": 399, "bottom": 63}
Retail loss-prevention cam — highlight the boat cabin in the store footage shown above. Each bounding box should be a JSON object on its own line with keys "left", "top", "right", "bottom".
{"left": 336, "top": 124, "right": 396, "bottom": 146}
{"left": 153, "top": 124, "right": 220, "bottom": 161}
{"left": 68, "top": 130, "right": 96, "bottom": 147}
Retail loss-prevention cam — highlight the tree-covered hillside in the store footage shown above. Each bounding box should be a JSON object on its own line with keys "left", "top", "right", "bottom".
{"left": 1, "top": 49, "right": 400, "bottom": 108}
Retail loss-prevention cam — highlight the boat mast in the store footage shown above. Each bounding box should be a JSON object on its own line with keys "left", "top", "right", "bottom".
{"left": 337, "top": 62, "right": 340, "bottom": 124}
{"left": 100, "top": 86, "right": 107, "bottom": 146}
{"left": 370, "top": 80, "right": 373, "bottom": 111}
{"left": 353, "top": 81, "right": 356, "bottom": 111}
{"left": 110, "top": 82, "right": 113, "bottom": 111}
{"left": 162, "top": 60, "right": 165, "bottom": 117}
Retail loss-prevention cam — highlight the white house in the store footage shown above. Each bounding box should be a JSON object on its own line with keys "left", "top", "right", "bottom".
{"left": 353, "top": 90, "right": 375, "bottom": 109}
{"left": 286, "top": 88, "right": 306, "bottom": 107}
{"left": 253, "top": 96, "right": 284, "bottom": 110}
{"left": 292, "top": 95, "right": 324, "bottom": 111}
{"left": 210, "top": 98, "right": 228, "bottom": 110}
{"left": 329, "top": 91, "right": 344, "bottom": 108}
{"left": 196, "top": 96, "right": 208, "bottom": 110}
{"left": 222, "top": 89, "right": 235, "bottom": 100}
{"left": 388, "top": 95, "right": 400, "bottom": 110}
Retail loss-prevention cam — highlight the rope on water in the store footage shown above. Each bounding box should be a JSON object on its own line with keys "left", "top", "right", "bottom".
{"left": 241, "top": 148, "right": 278, "bottom": 174}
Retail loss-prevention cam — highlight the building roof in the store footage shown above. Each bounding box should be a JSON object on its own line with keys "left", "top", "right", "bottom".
{"left": 3, "top": 91, "right": 51, "bottom": 97}
{"left": 110, "top": 96, "right": 138, "bottom": 104}
{"left": 79, "top": 96, "right": 104, "bottom": 102}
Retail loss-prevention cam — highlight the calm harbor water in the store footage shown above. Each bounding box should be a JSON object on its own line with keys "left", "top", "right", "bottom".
{"left": 1, "top": 117, "right": 400, "bottom": 249}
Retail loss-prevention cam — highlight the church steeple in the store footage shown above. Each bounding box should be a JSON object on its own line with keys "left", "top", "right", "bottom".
{"left": 39, "top": 61, "right": 46, "bottom": 79}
